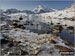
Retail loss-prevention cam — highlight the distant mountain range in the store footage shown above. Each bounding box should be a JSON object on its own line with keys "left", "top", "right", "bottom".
{"left": 0, "top": 5, "right": 57, "bottom": 15}
{"left": 0, "top": 3, "right": 74, "bottom": 20}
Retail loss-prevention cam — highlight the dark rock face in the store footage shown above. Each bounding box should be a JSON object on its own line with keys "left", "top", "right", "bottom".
{"left": 0, "top": 39, "right": 9, "bottom": 44}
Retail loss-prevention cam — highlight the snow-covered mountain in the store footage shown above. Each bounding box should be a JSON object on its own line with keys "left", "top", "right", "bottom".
{"left": 33, "top": 5, "right": 56, "bottom": 13}
{"left": 4, "top": 9, "right": 34, "bottom": 14}
{"left": 21, "top": 10, "right": 34, "bottom": 14}
{"left": 0, "top": 9, "right": 6, "bottom": 16}
{"left": 0, "top": 9, "right": 9, "bottom": 19}
{"left": 1, "top": 5, "right": 57, "bottom": 15}
{"left": 4, "top": 8, "right": 20, "bottom": 14}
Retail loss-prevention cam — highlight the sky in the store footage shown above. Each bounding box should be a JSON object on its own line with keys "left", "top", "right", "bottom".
{"left": 0, "top": 0, "right": 74, "bottom": 10}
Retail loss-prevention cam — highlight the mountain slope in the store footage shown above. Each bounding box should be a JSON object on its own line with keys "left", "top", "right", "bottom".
{"left": 40, "top": 3, "right": 75, "bottom": 26}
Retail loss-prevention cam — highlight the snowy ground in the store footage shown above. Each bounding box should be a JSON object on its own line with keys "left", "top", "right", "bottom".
{"left": 0, "top": 23, "right": 75, "bottom": 56}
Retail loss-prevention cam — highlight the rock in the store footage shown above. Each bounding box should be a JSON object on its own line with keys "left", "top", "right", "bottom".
{"left": 54, "top": 45, "right": 72, "bottom": 51}
{"left": 17, "top": 49, "right": 29, "bottom": 55}
{"left": 50, "top": 33, "right": 57, "bottom": 38}
{"left": 69, "top": 45, "right": 75, "bottom": 49}
{"left": 67, "top": 26, "right": 74, "bottom": 34}
{"left": 21, "top": 50, "right": 29, "bottom": 55}
{"left": 0, "top": 39, "right": 9, "bottom": 44}
{"left": 17, "top": 24, "right": 25, "bottom": 29}
{"left": 13, "top": 41, "right": 19, "bottom": 46}
{"left": 53, "top": 25, "right": 63, "bottom": 32}
{"left": 49, "top": 39, "right": 57, "bottom": 44}
{"left": 8, "top": 41, "right": 14, "bottom": 47}
{"left": 7, "top": 37, "right": 13, "bottom": 41}
{"left": 63, "top": 40, "right": 71, "bottom": 46}
{"left": 67, "top": 26, "right": 74, "bottom": 30}
{"left": 26, "top": 42, "right": 30, "bottom": 46}
{"left": 49, "top": 33, "right": 59, "bottom": 40}
{"left": 33, "top": 47, "right": 38, "bottom": 50}
{"left": 35, "top": 41, "right": 41, "bottom": 44}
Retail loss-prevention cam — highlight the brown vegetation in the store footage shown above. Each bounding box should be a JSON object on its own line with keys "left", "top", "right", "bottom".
{"left": 54, "top": 45, "right": 72, "bottom": 51}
